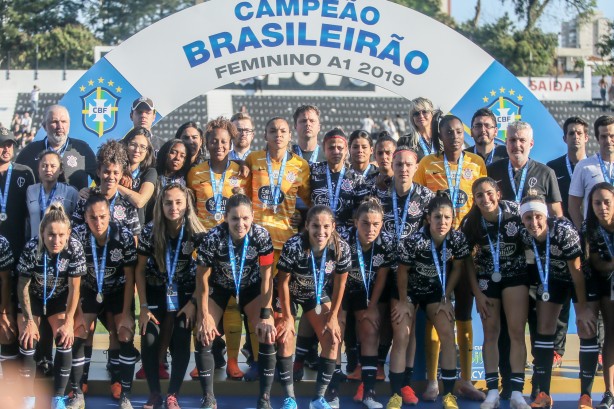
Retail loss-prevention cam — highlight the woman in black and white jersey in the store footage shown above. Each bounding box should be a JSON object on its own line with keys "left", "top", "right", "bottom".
{"left": 196, "top": 192, "right": 277, "bottom": 409}
{"left": 519, "top": 195, "right": 595, "bottom": 409}
{"left": 135, "top": 183, "right": 205, "bottom": 409}
{"left": 68, "top": 190, "right": 138, "bottom": 409}
{"left": 276, "top": 205, "right": 350, "bottom": 409}
{"left": 461, "top": 177, "right": 530, "bottom": 409}
{"left": 579, "top": 182, "right": 614, "bottom": 409}
{"left": 17, "top": 203, "right": 86, "bottom": 409}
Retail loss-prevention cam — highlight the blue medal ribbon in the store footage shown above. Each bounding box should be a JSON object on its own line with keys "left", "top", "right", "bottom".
{"left": 474, "top": 145, "right": 495, "bottom": 166}
{"left": 481, "top": 208, "right": 502, "bottom": 275}
{"left": 430, "top": 237, "right": 447, "bottom": 301}
{"left": 45, "top": 138, "right": 69, "bottom": 157}
{"left": 443, "top": 153, "right": 464, "bottom": 208}
{"left": 392, "top": 181, "right": 415, "bottom": 240}
{"left": 599, "top": 226, "right": 614, "bottom": 257}
{"left": 326, "top": 165, "right": 346, "bottom": 214}
{"left": 229, "top": 149, "right": 251, "bottom": 161}
{"left": 355, "top": 230, "right": 375, "bottom": 304}
{"left": 311, "top": 247, "right": 328, "bottom": 308}
{"left": 0, "top": 163, "right": 13, "bottom": 216}
{"left": 361, "top": 164, "right": 372, "bottom": 178}
{"left": 508, "top": 161, "right": 529, "bottom": 203}
{"left": 418, "top": 135, "right": 433, "bottom": 156}
{"left": 228, "top": 233, "right": 250, "bottom": 302}
{"left": 598, "top": 154, "right": 613, "bottom": 184}
{"left": 42, "top": 252, "right": 60, "bottom": 315}
{"left": 131, "top": 167, "right": 140, "bottom": 180}
{"left": 532, "top": 230, "right": 550, "bottom": 296}
{"left": 266, "top": 151, "right": 288, "bottom": 208}
{"left": 90, "top": 229, "right": 110, "bottom": 297}
{"left": 165, "top": 224, "right": 185, "bottom": 289}
{"left": 39, "top": 182, "right": 57, "bottom": 220}
{"left": 209, "top": 160, "right": 230, "bottom": 217}
{"left": 295, "top": 145, "right": 319, "bottom": 164}
{"left": 109, "top": 191, "right": 119, "bottom": 219}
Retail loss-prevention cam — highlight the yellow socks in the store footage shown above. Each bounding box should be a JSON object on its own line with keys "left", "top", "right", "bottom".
{"left": 456, "top": 320, "right": 473, "bottom": 381}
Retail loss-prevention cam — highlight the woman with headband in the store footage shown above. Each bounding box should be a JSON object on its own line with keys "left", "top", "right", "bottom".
{"left": 17, "top": 203, "right": 86, "bottom": 409}
{"left": 519, "top": 195, "right": 595, "bottom": 409}
{"left": 577, "top": 182, "right": 614, "bottom": 409}
{"left": 461, "top": 177, "right": 530, "bottom": 409}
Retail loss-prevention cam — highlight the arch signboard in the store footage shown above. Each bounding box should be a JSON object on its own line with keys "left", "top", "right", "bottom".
{"left": 47, "top": 0, "right": 563, "bottom": 162}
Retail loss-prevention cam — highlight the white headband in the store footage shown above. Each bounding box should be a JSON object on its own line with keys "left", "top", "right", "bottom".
{"left": 519, "top": 201, "right": 548, "bottom": 217}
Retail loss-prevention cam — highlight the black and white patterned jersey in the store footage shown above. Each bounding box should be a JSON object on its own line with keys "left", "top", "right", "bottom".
{"left": 520, "top": 218, "right": 582, "bottom": 283}
{"left": 197, "top": 223, "right": 274, "bottom": 292}
{"left": 72, "top": 193, "right": 141, "bottom": 236}
{"left": 340, "top": 227, "right": 395, "bottom": 293}
{"left": 371, "top": 182, "right": 434, "bottom": 240}
{"left": 461, "top": 200, "right": 526, "bottom": 279}
{"left": 137, "top": 221, "right": 203, "bottom": 291}
{"left": 276, "top": 233, "right": 351, "bottom": 301}
{"left": 581, "top": 220, "right": 613, "bottom": 278}
{"left": 0, "top": 235, "right": 14, "bottom": 271}
{"left": 309, "top": 162, "right": 364, "bottom": 229}
{"left": 71, "top": 222, "right": 137, "bottom": 294}
{"left": 17, "top": 236, "right": 86, "bottom": 301}
{"left": 398, "top": 227, "right": 470, "bottom": 296}
{"left": 347, "top": 164, "right": 379, "bottom": 198}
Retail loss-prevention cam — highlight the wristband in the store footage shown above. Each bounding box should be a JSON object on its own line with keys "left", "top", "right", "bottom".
{"left": 260, "top": 308, "right": 272, "bottom": 319}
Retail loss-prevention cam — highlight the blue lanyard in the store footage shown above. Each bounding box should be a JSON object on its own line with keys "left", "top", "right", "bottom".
{"left": 296, "top": 145, "right": 319, "bottom": 164}
{"left": 209, "top": 160, "right": 230, "bottom": 216}
{"left": 45, "top": 138, "right": 69, "bottom": 157}
{"left": 43, "top": 252, "right": 60, "bottom": 313}
{"left": 39, "top": 183, "right": 57, "bottom": 219}
{"left": 228, "top": 233, "right": 249, "bottom": 299}
{"left": 361, "top": 164, "right": 372, "bottom": 178}
{"left": 109, "top": 191, "right": 119, "bottom": 219}
{"left": 532, "top": 230, "right": 550, "bottom": 293}
{"left": 598, "top": 154, "right": 613, "bottom": 184}
{"left": 443, "top": 153, "right": 464, "bottom": 208}
{"left": 474, "top": 145, "right": 495, "bottom": 166}
{"left": 165, "top": 224, "right": 185, "bottom": 287}
{"left": 430, "top": 237, "right": 447, "bottom": 299}
{"left": 508, "top": 161, "right": 529, "bottom": 203}
{"left": 230, "top": 149, "right": 251, "bottom": 161}
{"left": 90, "top": 229, "right": 109, "bottom": 295}
{"left": 600, "top": 226, "right": 614, "bottom": 257}
{"left": 266, "top": 151, "right": 288, "bottom": 206}
{"left": 326, "top": 165, "right": 346, "bottom": 214}
{"left": 310, "top": 247, "right": 328, "bottom": 307}
{"left": 418, "top": 136, "right": 433, "bottom": 156}
{"left": 131, "top": 167, "right": 140, "bottom": 180}
{"left": 481, "top": 208, "right": 502, "bottom": 273}
{"left": 0, "top": 164, "right": 13, "bottom": 214}
{"left": 355, "top": 230, "right": 375, "bottom": 301}
{"left": 392, "top": 181, "right": 415, "bottom": 240}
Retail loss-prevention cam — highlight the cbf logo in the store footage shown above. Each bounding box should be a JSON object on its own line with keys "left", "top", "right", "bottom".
{"left": 481, "top": 87, "right": 524, "bottom": 142}
{"left": 80, "top": 79, "right": 122, "bottom": 137}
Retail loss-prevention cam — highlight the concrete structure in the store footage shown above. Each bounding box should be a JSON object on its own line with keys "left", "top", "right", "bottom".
{"left": 558, "top": 10, "right": 611, "bottom": 72}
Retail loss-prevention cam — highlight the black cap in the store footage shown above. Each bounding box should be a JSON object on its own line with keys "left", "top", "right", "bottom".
{"left": 0, "top": 128, "right": 16, "bottom": 145}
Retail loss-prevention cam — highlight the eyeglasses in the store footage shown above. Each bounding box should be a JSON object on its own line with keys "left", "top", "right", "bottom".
{"left": 237, "top": 128, "right": 254, "bottom": 134}
{"left": 472, "top": 123, "right": 497, "bottom": 130}
{"left": 128, "top": 143, "right": 148, "bottom": 152}
{"left": 412, "top": 110, "right": 431, "bottom": 118}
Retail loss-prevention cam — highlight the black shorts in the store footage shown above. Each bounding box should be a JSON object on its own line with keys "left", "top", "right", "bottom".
{"left": 209, "top": 284, "right": 260, "bottom": 313}
{"left": 342, "top": 290, "right": 370, "bottom": 312}
{"left": 407, "top": 290, "right": 443, "bottom": 311}
{"left": 573, "top": 273, "right": 612, "bottom": 302}
{"left": 28, "top": 293, "right": 68, "bottom": 317}
{"left": 534, "top": 281, "right": 572, "bottom": 305}
{"left": 146, "top": 285, "right": 192, "bottom": 323}
{"left": 476, "top": 274, "right": 529, "bottom": 299}
{"left": 81, "top": 287, "right": 133, "bottom": 316}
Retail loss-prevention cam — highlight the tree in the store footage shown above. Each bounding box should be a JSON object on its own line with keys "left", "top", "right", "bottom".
{"left": 503, "top": 0, "right": 596, "bottom": 32}
{"left": 597, "top": 20, "right": 614, "bottom": 70}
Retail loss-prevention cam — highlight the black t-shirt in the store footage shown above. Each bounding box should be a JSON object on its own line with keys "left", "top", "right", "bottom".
{"left": 137, "top": 221, "right": 203, "bottom": 291}
{"left": 487, "top": 158, "right": 562, "bottom": 204}
{"left": 464, "top": 145, "right": 508, "bottom": 167}
{"left": 460, "top": 200, "right": 526, "bottom": 279}
{"left": 309, "top": 162, "right": 364, "bottom": 230}
{"left": 520, "top": 218, "right": 582, "bottom": 283}
{"left": 72, "top": 193, "right": 141, "bottom": 236}
{"left": 340, "top": 227, "right": 395, "bottom": 294}
{"left": 131, "top": 167, "right": 158, "bottom": 226}
{"left": 0, "top": 163, "right": 35, "bottom": 261}
{"left": 276, "top": 234, "right": 351, "bottom": 302}
{"left": 16, "top": 137, "right": 97, "bottom": 190}
{"left": 197, "top": 223, "right": 274, "bottom": 292}
{"left": 546, "top": 154, "right": 575, "bottom": 219}
{"left": 398, "top": 227, "right": 470, "bottom": 296}
{"left": 71, "top": 222, "right": 137, "bottom": 294}
{"left": 371, "top": 182, "right": 434, "bottom": 240}
{"left": 0, "top": 235, "right": 14, "bottom": 272}
{"left": 17, "top": 236, "right": 86, "bottom": 301}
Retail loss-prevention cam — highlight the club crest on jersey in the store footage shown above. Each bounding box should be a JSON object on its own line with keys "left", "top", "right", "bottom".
{"left": 505, "top": 221, "right": 518, "bottom": 236}
{"left": 463, "top": 168, "right": 473, "bottom": 180}
{"left": 325, "top": 260, "right": 334, "bottom": 275}
{"left": 407, "top": 201, "right": 421, "bottom": 217}
{"left": 286, "top": 172, "right": 297, "bottom": 183}
{"left": 110, "top": 248, "right": 122, "bottom": 262}
{"left": 113, "top": 205, "right": 126, "bottom": 221}
{"left": 80, "top": 85, "right": 121, "bottom": 138}
{"left": 228, "top": 176, "right": 240, "bottom": 187}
